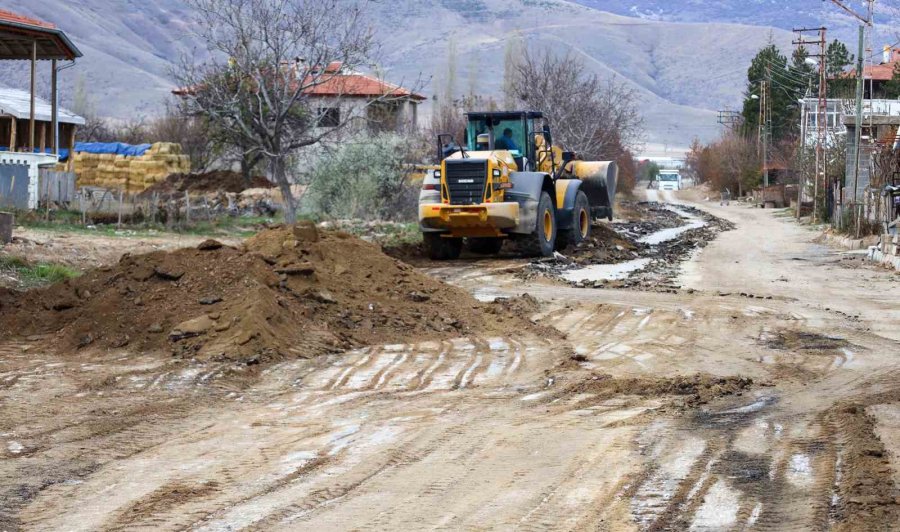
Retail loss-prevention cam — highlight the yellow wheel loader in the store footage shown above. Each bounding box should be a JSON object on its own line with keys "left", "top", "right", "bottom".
{"left": 418, "top": 111, "right": 618, "bottom": 260}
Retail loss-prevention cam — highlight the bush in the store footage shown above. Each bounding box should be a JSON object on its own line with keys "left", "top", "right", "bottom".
{"left": 302, "top": 134, "right": 422, "bottom": 221}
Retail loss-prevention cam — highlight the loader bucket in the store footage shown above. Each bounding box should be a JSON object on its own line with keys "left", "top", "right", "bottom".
{"left": 572, "top": 161, "right": 618, "bottom": 220}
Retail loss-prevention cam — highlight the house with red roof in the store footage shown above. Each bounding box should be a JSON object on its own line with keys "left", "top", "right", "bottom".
{"left": 174, "top": 61, "right": 425, "bottom": 133}
{"left": 847, "top": 46, "right": 900, "bottom": 99}
{"left": 303, "top": 62, "right": 425, "bottom": 132}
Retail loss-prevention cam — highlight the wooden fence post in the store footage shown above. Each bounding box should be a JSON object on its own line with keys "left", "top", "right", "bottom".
{"left": 117, "top": 189, "right": 124, "bottom": 228}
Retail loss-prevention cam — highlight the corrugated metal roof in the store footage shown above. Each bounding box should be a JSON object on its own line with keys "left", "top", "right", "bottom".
{"left": 0, "top": 87, "right": 85, "bottom": 125}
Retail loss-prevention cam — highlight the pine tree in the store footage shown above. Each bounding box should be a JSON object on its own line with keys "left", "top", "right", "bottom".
{"left": 742, "top": 44, "right": 787, "bottom": 139}
{"left": 825, "top": 40, "right": 854, "bottom": 98}
{"left": 882, "top": 62, "right": 900, "bottom": 99}
{"left": 742, "top": 44, "right": 800, "bottom": 142}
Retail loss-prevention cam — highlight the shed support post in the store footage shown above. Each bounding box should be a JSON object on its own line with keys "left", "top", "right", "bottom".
{"left": 9, "top": 116, "right": 16, "bottom": 152}
{"left": 67, "top": 126, "right": 76, "bottom": 172}
{"left": 30, "top": 40, "right": 36, "bottom": 152}
{"left": 51, "top": 59, "right": 58, "bottom": 155}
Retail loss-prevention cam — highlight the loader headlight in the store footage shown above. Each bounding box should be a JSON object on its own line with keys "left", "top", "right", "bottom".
{"left": 434, "top": 170, "right": 441, "bottom": 178}
{"left": 492, "top": 169, "right": 501, "bottom": 177}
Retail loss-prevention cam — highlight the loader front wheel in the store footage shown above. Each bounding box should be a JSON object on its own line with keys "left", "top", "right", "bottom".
{"left": 520, "top": 191, "right": 557, "bottom": 257}
{"left": 466, "top": 237, "right": 504, "bottom": 255}
{"left": 423, "top": 233, "right": 463, "bottom": 260}
{"left": 556, "top": 190, "right": 591, "bottom": 250}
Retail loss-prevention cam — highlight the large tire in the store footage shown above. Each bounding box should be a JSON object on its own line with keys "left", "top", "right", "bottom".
{"left": 556, "top": 190, "right": 591, "bottom": 250}
{"left": 423, "top": 233, "right": 462, "bottom": 260}
{"left": 466, "top": 237, "right": 504, "bottom": 255}
{"left": 520, "top": 191, "right": 557, "bottom": 257}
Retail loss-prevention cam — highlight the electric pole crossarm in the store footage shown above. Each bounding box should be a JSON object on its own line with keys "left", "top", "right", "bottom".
{"left": 825, "top": 0, "right": 871, "bottom": 25}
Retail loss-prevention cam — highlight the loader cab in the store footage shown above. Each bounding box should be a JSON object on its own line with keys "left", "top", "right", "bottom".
{"left": 464, "top": 111, "right": 544, "bottom": 171}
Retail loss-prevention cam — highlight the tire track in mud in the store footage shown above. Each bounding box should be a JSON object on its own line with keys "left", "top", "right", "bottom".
{"left": 10, "top": 397, "right": 210, "bottom": 531}
{"left": 234, "top": 412, "right": 494, "bottom": 530}
{"left": 163, "top": 334, "right": 545, "bottom": 531}
{"left": 300, "top": 337, "right": 534, "bottom": 395}
{"left": 630, "top": 400, "right": 851, "bottom": 532}
{"left": 513, "top": 430, "right": 635, "bottom": 531}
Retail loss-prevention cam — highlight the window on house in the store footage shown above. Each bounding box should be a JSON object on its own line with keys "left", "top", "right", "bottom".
{"left": 318, "top": 107, "right": 340, "bottom": 127}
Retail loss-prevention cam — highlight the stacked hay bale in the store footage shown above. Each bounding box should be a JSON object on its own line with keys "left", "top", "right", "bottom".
{"left": 73, "top": 143, "right": 191, "bottom": 193}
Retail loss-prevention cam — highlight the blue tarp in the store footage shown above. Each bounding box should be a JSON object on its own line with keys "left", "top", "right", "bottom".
{"left": 0, "top": 141, "right": 153, "bottom": 163}
{"left": 73, "top": 142, "right": 152, "bottom": 157}
{"left": 0, "top": 146, "right": 71, "bottom": 162}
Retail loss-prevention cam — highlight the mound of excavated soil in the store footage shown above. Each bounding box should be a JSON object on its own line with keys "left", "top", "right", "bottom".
{"left": 559, "top": 222, "right": 638, "bottom": 263}
{"left": 560, "top": 373, "right": 754, "bottom": 408}
{"left": 0, "top": 224, "right": 524, "bottom": 365}
{"left": 139, "top": 170, "right": 274, "bottom": 197}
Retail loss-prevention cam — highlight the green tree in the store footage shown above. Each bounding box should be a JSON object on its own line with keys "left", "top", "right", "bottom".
{"left": 742, "top": 45, "right": 787, "bottom": 140}
{"left": 742, "top": 43, "right": 815, "bottom": 143}
{"left": 881, "top": 62, "right": 900, "bottom": 99}
{"left": 637, "top": 161, "right": 660, "bottom": 183}
{"left": 826, "top": 39, "right": 854, "bottom": 97}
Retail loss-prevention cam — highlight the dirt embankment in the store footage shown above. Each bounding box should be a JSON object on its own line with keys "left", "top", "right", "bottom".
{"left": 0, "top": 224, "right": 531, "bottom": 368}
{"left": 138, "top": 170, "right": 274, "bottom": 198}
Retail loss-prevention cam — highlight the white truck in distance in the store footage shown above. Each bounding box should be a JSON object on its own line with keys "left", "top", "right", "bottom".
{"left": 657, "top": 171, "right": 682, "bottom": 191}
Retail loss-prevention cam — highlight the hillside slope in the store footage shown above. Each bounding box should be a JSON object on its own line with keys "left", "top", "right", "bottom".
{"left": 573, "top": 0, "right": 899, "bottom": 43}
{"left": 1, "top": 0, "right": 795, "bottom": 146}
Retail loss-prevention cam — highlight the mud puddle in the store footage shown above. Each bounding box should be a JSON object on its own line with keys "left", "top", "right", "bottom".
{"left": 560, "top": 258, "right": 653, "bottom": 283}
{"left": 524, "top": 201, "right": 734, "bottom": 290}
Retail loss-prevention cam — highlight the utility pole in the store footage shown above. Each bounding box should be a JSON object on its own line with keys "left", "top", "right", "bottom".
{"left": 852, "top": 25, "right": 865, "bottom": 210}
{"left": 827, "top": 0, "right": 874, "bottom": 230}
{"left": 793, "top": 27, "right": 828, "bottom": 222}
{"left": 763, "top": 66, "right": 771, "bottom": 188}
{"left": 798, "top": 87, "right": 808, "bottom": 221}
{"left": 717, "top": 110, "right": 742, "bottom": 130}
{"left": 818, "top": 27, "right": 828, "bottom": 224}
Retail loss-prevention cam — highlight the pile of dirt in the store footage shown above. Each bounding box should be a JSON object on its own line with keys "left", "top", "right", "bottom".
{"left": 559, "top": 372, "right": 754, "bottom": 408}
{"left": 558, "top": 222, "right": 638, "bottom": 263}
{"left": 0, "top": 224, "right": 527, "bottom": 366}
{"left": 139, "top": 170, "right": 274, "bottom": 197}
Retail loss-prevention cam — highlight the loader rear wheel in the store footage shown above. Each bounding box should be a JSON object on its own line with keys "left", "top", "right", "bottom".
{"left": 520, "top": 191, "right": 557, "bottom": 257}
{"left": 423, "top": 233, "right": 462, "bottom": 260}
{"left": 466, "top": 237, "right": 504, "bottom": 255}
{"left": 556, "top": 190, "right": 591, "bottom": 250}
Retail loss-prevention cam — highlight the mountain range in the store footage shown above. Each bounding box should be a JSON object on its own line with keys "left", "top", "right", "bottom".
{"left": 3, "top": 0, "right": 881, "bottom": 153}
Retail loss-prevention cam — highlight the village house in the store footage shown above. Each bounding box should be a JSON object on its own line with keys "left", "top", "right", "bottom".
{"left": 173, "top": 61, "right": 425, "bottom": 133}
{"left": 302, "top": 61, "right": 425, "bottom": 132}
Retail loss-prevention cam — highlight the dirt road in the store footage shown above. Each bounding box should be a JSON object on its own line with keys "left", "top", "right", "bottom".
{"left": 2, "top": 190, "right": 899, "bottom": 531}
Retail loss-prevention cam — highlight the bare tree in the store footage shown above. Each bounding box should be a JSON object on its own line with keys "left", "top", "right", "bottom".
{"left": 145, "top": 101, "right": 220, "bottom": 172}
{"left": 504, "top": 47, "right": 644, "bottom": 160}
{"left": 175, "top": 0, "right": 387, "bottom": 222}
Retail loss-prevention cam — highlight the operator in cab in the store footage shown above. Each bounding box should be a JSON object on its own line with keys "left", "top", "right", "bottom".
{"left": 494, "top": 128, "right": 520, "bottom": 152}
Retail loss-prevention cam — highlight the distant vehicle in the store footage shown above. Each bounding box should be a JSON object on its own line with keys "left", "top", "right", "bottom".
{"left": 657, "top": 171, "right": 682, "bottom": 191}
